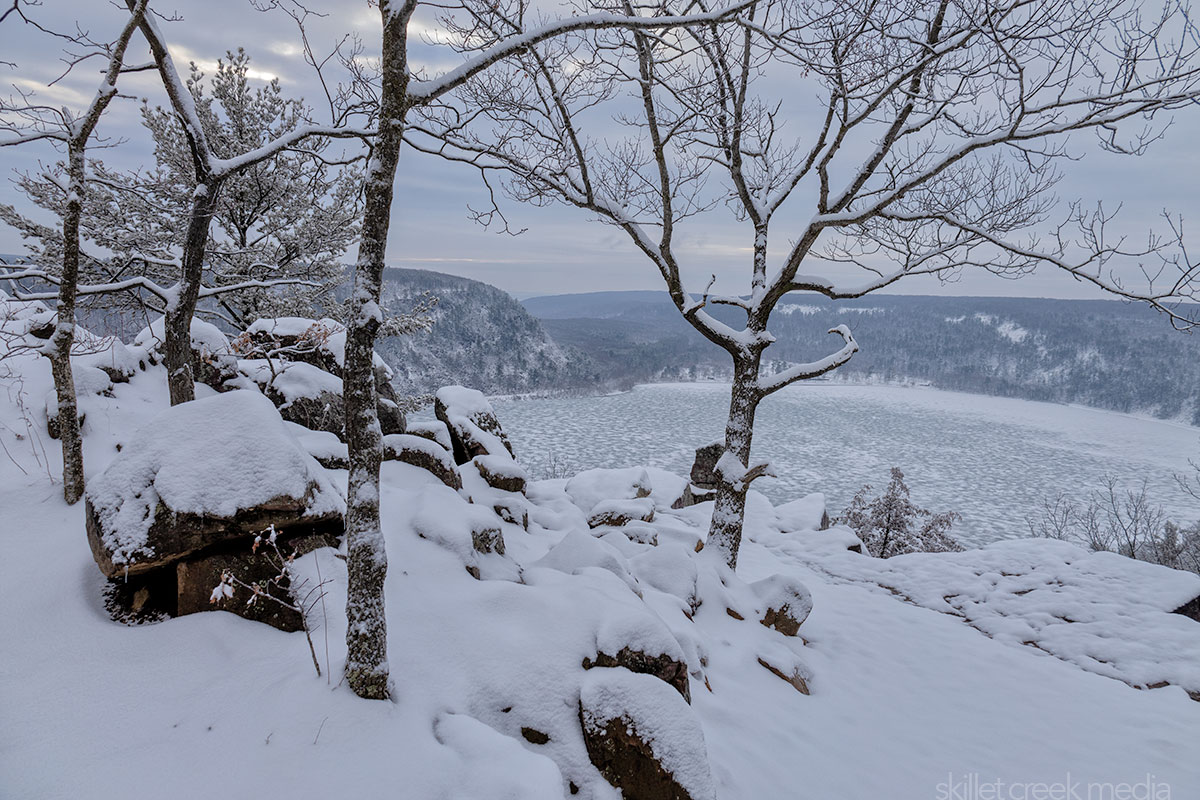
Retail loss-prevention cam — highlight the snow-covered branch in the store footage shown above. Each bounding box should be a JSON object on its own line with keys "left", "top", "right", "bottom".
{"left": 757, "top": 324, "right": 858, "bottom": 396}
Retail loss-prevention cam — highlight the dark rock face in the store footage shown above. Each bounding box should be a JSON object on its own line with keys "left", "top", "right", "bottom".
{"left": 103, "top": 528, "right": 338, "bottom": 630}
{"left": 264, "top": 385, "right": 345, "bottom": 438}
{"left": 194, "top": 352, "right": 239, "bottom": 393}
{"left": 582, "top": 714, "right": 695, "bottom": 800}
{"left": 492, "top": 499, "right": 529, "bottom": 530}
{"left": 670, "top": 485, "right": 715, "bottom": 510}
{"left": 85, "top": 492, "right": 342, "bottom": 580}
{"left": 583, "top": 647, "right": 691, "bottom": 704}
{"left": 671, "top": 443, "right": 723, "bottom": 508}
{"left": 1174, "top": 594, "right": 1200, "bottom": 623}
{"left": 689, "top": 442, "right": 724, "bottom": 489}
{"left": 175, "top": 530, "right": 336, "bottom": 631}
{"left": 177, "top": 550, "right": 304, "bottom": 631}
{"left": 520, "top": 727, "right": 550, "bottom": 745}
{"left": 470, "top": 524, "right": 506, "bottom": 556}
{"left": 382, "top": 434, "right": 462, "bottom": 490}
{"left": 434, "top": 388, "right": 514, "bottom": 465}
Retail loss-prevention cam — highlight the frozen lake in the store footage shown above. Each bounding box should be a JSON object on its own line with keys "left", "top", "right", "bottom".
{"left": 482, "top": 383, "right": 1200, "bottom": 547}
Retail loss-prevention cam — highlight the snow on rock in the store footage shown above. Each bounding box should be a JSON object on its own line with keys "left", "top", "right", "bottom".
{"left": 85, "top": 391, "right": 344, "bottom": 577}
{"left": 591, "top": 607, "right": 692, "bottom": 702}
{"left": 774, "top": 492, "right": 829, "bottom": 532}
{"left": 589, "top": 497, "right": 656, "bottom": 529}
{"left": 134, "top": 315, "right": 230, "bottom": 358}
{"left": 533, "top": 529, "right": 641, "bottom": 596}
{"left": 75, "top": 337, "right": 139, "bottom": 382}
{"left": 751, "top": 574, "right": 813, "bottom": 636}
{"left": 630, "top": 543, "right": 701, "bottom": 610}
{"left": 643, "top": 467, "right": 689, "bottom": 510}
{"left": 472, "top": 453, "right": 528, "bottom": 494}
{"left": 285, "top": 423, "right": 348, "bottom": 469}
{"left": 580, "top": 668, "right": 716, "bottom": 800}
{"left": 384, "top": 433, "right": 462, "bottom": 489}
{"left": 240, "top": 359, "right": 344, "bottom": 404}
{"left": 409, "top": 489, "right": 516, "bottom": 580}
{"left": 566, "top": 466, "right": 652, "bottom": 516}
{"left": 432, "top": 712, "right": 564, "bottom": 800}
{"left": 407, "top": 418, "right": 453, "bottom": 451}
{"left": 434, "top": 385, "right": 515, "bottom": 465}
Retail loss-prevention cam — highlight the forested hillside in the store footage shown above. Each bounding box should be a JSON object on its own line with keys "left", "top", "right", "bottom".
{"left": 524, "top": 292, "right": 1200, "bottom": 423}
{"left": 374, "top": 268, "right": 594, "bottom": 396}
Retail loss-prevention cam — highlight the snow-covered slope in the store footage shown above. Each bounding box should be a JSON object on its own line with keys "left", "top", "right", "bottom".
{"left": 2, "top": 298, "right": 1199, "bottom": 799}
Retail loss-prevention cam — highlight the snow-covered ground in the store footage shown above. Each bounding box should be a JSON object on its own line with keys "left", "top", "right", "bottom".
{"left": 487, "top": 383, "right": 1200, "bottom": 546}
{"left": 3, "top": 309, "right": 1199, "bottom": 799}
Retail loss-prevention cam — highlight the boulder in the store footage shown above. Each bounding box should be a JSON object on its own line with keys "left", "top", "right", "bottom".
{"left": 492, "top": 496, "right": 529, "bottom": 530}
{"left": 689, "top": 442, "right": 724, "bottom": 489}
{"left": 383, "top": 433, "right": 462, "bottom": 490}
{"left": 241, "top": 317, "right": 405, "bottom": 435}
{"left": 472, "top": 454, "right": 528, "bottom": 494}
{"left": 669, "top": 443, "right": 724, "bottom": 509}
{"left": 134, "top": 316, "right": 237, "bottom": 391}
{"left": 776, "top": 493, "right": 831, "bottom": 532}
{"left": 589, "top": 498, "right": 655, "bottom": 529}
{"left": 175, "top": 532, "right": 336, "bottom": 633}
{"left": 434, "top": 385, "right": 514, "bottom": 465}
{"left": 584, "top": 646, "right": 691, "bottom": 703}
{"left": 288, "top": 426, "right": 349, "bottom": 470}
{"left": 1174, "top": 594, "right": 1200, "bottom": 623}
{"left": 85, "top": 391, "right": 345, "bottom": 579}
{"left": 752, "top": 575, "right": 814, "bottom": 637}
{"left": 566, "top": 467, "right": 652, "bottom": 514}
{"left": 580, "top": 669, "right": 716, "bottom": 800}
{"left": 670, "top": 484, "right": 715, "bottom": 510}
{"left": 756, "top": 656, "right": 811, "bottom": 695}
{"left": 406, "top": 419, "right": 453, "bottom": 451}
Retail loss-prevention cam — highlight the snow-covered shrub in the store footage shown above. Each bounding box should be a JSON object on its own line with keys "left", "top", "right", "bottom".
{"left": 1028, "top": 477, "right": 1200, "bottom": 574}
{"left": 835, "top": 467, "right": 963, "bottom": 558}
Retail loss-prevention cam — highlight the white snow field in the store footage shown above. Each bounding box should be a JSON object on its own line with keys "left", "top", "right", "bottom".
{"left": 489, "top": 383, "right": 1200, "bottom": 546}
{"left": 2, "top": 299, "right": 1199, "bottom": 800}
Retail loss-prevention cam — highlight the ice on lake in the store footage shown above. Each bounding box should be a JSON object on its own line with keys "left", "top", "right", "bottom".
{"left": 481, "top": 383, "right": 1200, "bottom": 547}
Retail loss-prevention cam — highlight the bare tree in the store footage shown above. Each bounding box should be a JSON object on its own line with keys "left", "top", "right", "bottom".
{"left": 411, "top": 0, "right": 1200, "bottom": 568}
{"left": 329, "top": 0, "right": 760, "bottom": 700}
{"left": 0, "top": 0, "right": 149, "bottom": 503}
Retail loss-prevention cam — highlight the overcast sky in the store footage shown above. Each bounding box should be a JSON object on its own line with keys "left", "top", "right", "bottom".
{"left": 2, "top": 0, "right": 1198, "bottom": 301}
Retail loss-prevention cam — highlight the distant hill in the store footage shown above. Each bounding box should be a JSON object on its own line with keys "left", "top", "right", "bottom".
{"left": 375, "top": 268, "right": 594, "bottom": 396}
{"left": 523, "top": 291, "right": 1200, "bottom": 424}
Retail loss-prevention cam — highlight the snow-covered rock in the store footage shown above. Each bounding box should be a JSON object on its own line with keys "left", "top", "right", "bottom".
{"left": 566, "top": 467, "right": 652, "bottom": 516}
{"left": 383, "top": 433, "right": 462, "bottom": 489}
{"left": 774, "top": 492, "right": 830, "bottom": 532}
{"left": 751, "top": 574, "right": 813, "bottom": 636}
{"left": 434, "top": 385, "right": 514, "bottom": 464}
{"left": 589, "top": 497, "right": 656, "bottom": 529}
{"left": 471, "top": 453, "right": 528, "bottom": 494}
{"left": 580, "top": 668, "right": 716, "bottom": 800}
{"left": 85, "top": 391, "right": 344, "bottom": 577}
{"left": 242, "top": 317, "right": 405, "bottom": 435}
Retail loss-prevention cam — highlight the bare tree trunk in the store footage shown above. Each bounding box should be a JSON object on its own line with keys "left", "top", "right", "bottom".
{"left": 164, "top": 179, "right": 222, "bottom": 406}
{"left": 50, "top": 148, "right": 86, "bottom": 504}
{"left": 341, "top": 0, "right": 413, "bottom": 701}
{"left": 708, "top": 354, "right": 762, "bottom": 569}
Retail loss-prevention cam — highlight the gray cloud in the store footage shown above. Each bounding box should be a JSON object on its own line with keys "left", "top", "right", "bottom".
{"left": 2, "top": 0, "right": 1197, "bottom": 301}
